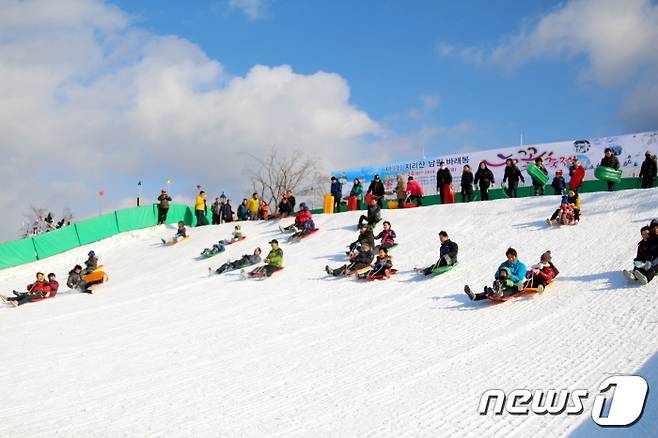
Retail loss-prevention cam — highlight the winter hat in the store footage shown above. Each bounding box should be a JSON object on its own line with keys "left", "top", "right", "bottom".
{"left": 540, "top": 251, "right": 552, "bottom": 263}
{"left": 88, "top": 251, "right": 95, "bottom": 257}
{"left": 234, "top": 224, "right": 241, "bottom": 230}
{"left": 556, "top": 169, "right": 563, "bottom": 175}
{"left": 561, "top": 195, "right": 569, "bottom": 204}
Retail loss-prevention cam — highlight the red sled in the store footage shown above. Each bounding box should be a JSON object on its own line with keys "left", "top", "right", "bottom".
{"left": 347, "top": 195, "right": 358, "bottom": 211}
{"left": 226, "top": 236, "right": 246, "bottom": 245}
{"left": 367, "top": 268, "right": 398, "bottom": 280}
{"left": 569, "top": 166, "right": 585, "bottom": 191}
{"left": 403, "top": 203, "right": 418, "bottom": 208}
{"left": 441, "top": 184, "right": 456, "bottom": 204}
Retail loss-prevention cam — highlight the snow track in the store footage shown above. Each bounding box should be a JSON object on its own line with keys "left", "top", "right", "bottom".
{"left": 1, "top": 189, "right": 657, "bottom": 437}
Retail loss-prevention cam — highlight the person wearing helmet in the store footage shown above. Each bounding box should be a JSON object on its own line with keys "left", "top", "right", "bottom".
{"left": 325, "top": 243, "right": 374, "bottom": 276}
{"left": 83, "top": 251, "right": 98, "bottom": 275}
{"left": 67, "top": 265, "right": 93, "bottom": 293}
{"left": 551, "top": 169, "right": 566, "bottom": 195}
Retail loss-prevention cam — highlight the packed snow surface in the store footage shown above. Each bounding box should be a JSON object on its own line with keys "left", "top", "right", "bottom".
{"left": 1, "top": 189, "right": 657, "bottom": 437}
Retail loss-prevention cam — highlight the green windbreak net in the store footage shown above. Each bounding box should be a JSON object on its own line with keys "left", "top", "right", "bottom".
{"left": 32, "top": 226, "right": 80, "bottom": 260}
{"left": 76, "top": 213, "right": 120, "bottom": 246}
{"left": 0, "top": 238, "right": 37, "bottom": 269}
{"left": 165, "top": 205, "right": 194, "bottom": 225}
{"left": 116, "top": 206, "right": 157, "bottom": 233}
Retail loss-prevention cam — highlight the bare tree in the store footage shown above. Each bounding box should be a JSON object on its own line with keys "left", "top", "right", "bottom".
{"left": 245, "top": 147, "right": 324, "bottom": 210}
{"left": 19, "top": 207, "right": 74, "bottom": 238}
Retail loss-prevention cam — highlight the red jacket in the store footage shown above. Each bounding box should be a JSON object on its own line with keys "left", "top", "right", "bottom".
{"left": 535, "top": 263, "right": 559, "bottom": 284}
{"left": 27, "top": 281, "right": 51, "bottom": 297}
{"left": 295, "top": 209, "right": 312, "bottom": 224}
{"left": 407, "top": 180, "right": 423, "bottom": 196}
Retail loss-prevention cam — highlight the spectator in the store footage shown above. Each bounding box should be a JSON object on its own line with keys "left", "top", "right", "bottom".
{"left": 460, "top": 165, "right": 474, "bottom": 203}
{"left": 639, "top": 150, "right": 657, "bottom": 189}
{"left": 157, "top": 189, "right": 172, "bottom": 225}
{"left": 436, "top": 161, "right": 453, "bottom": 203}
{"left": 330, "top": 177, "right": 342, "bottom": 213}
{"left": 474, "top": 161, "right": 495, "bottom": 201}
{"left": 600, "top": 148, "right": 620, "bottom": 191}
{"left": 194, "top": 191, "right": 208, "bottom": 226}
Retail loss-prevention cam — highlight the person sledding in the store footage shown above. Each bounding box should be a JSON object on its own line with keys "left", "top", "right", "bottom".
{"left": 1, "top": 272, "right": 58, "bottom": 307}
{"left": 464, "top": 248, "right": 527, "bottom": 300}
{"left": 547, "top": 190, "right": 581, "bottom": 225}
{"left": 326, "top": 243, "right": 374, "bottom": 277}
{"left": 416, "top": 231, "right": 458, "bottom": 276}
{"left": 211, "top": 247, "right": 262, "bottom": 275}
{"left": 201, "top": 225, "right": 244, "bottom": 257}
{"left": 623, "top": 224, "right": 656, "bottom": 285}
{"left": 357, "top": 198, "right": 381, "bottom": 229}
{"left": 280, "top": 203, "right": 316, "bottom": 241}
{"left": 524, "top": 251, "right": 559, "bottom": 291}
{"left": 347, "top": 224, "right": 376, "bottom": 256}
{"left": 82, "top": 250, "right": 99, "bottom": 275}
{"left": 246, "top": 240, "right": 283, "bottom": 278}
{"left": 161, "top": 221, "right": 188, "bottom": 244}
{"left": 365, "top": 247, "right": 394, "bottom": 279}
{"left": 67, "top": 264, "right": 95, "bottom": 293}
{"left": 374, "top": 221, "right": 396, "bottom": 250}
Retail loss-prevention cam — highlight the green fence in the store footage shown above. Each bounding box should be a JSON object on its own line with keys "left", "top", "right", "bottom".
{"left": 0, "top": 177, "right": 653, "bottom": 269}
{"left": 0, "top": 204, "right": 198, "bottom": 270}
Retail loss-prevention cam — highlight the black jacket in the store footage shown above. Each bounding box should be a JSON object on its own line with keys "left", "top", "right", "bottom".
{"left": 366, "top": 204, "right": 381, "bottom": 224}
{"left": 503, "top": 165, "right": 525, "bottom": 184}
{"left": 474, "top": 166, "right": 494, "bottom": 188}
{"left": 635, "top": 239, "right": 653, "bottom": 262}
{"left": 356, "top": 229, "right": 375, "bottom": 249}
{"left": 367, "top": 180, "right": 385, "bottom": 197}
{"left": 439, "top": 239, "right": 459, "bottom": 264}
{"left": 639, "top": 156, "right": 657, "bottom": 179}
{"left": 436, "top": 168, "right": 453, "bottom": 189}
{"left": 352, "top": 249, "right": 374, "bottom": 266}
{"left": 67, "top": 270, "right": 84, "bottom": 289}
{"left": 220, "top": 203, "right": 233, "bottom": 222}
{"left": 461, "top": 171, "right": 474, "bottom": 194}
{"left": 600, "top": 155, "right": 620, "bottom": 170}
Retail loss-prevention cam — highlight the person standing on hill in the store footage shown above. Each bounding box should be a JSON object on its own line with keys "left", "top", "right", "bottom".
{"left": 639, "top": 150, "right": 657, "bottom": 189}
{"left": 350, "top": 178, "right": 365, "bottom": 210}
{"left": 600, "top": 148, "right": 620, "bottom": 191}
{"left": 460, "top": 165, "right": 474, "bottom": 203}
{"left": 157, "top": 189, "right": 172, "bottom": 224}
{"left": 406, "top": 176, "right": 424, "bottom": 206}
{"left": 551, "top": 170, "right": 566, "bottom": 195}
{"left": 474, "top": 161, "right": 495, "bottom": 201}
{"left": 246, "top": 193, "right": 260, "bottom": 220}
{"left": 195, "top": 191, "right": 208, "bottom": 226}
{"left": 503, "top": 159, "right": 524, "bottom": 198}
{"left": 530, "top": 157, "right": 548, "bottom": 196}
{"left": 366, "top": 174, "right": 385, "bottom": 208}
{"left": 330, "top": 177, "right": 343, "bottom": 213}
{"left": 237, "top": 199, "right": 250, "bottom": 221}
{"left": 436, "top": 161, "right": 452, "bottom": 204}
{"left": 211, "top": 197, "right": 222, "bottom": 225}
{"left": 394, "top": 175, "right": 406, "bottom": 208}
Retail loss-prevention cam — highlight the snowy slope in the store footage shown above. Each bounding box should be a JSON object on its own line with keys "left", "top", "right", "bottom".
{"left": 0, "top": 189, "right": 657, "bottom": 437}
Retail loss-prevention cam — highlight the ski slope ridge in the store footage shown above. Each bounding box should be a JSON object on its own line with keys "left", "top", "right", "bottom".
{"left": 1, "top": 189, "right": 657, "bottom": 437}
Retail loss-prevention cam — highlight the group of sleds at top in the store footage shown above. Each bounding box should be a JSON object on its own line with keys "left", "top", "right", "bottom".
{"left": 0, "top": 252, "right": 106, "bottom": 307}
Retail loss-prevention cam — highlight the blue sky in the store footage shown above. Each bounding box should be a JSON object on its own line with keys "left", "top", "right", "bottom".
{"left": 1, "top": 0, "right": 657, "bottom": 241}
{"left": 111, "top": 0, "right": 639, "bottom": 151}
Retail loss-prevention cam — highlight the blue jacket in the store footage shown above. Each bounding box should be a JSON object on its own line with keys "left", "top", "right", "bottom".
{"left": 237, "top": 204, "right": 250, "bottom": 221}
{"left": 551, "top": 176, "right": 566, "bottom": 193}
{"left": 496, "top": 259, "right": 527, "bottom": 285}
{"left": 331, "top": 181, "right": 342, "bottom": 197}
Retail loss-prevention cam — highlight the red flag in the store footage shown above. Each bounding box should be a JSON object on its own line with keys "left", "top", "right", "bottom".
{"left": 99, "top": 191, "right": 105, "bottom": 197}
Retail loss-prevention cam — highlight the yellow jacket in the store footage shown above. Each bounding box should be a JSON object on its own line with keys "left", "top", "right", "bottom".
{"left": 246, "top": 197, "right": 260, "bottom": 213}
{"left": 195, "top": 195, "right": 206, "bottom": 211}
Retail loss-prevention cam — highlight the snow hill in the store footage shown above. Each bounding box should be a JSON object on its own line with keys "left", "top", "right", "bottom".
{"left": 1, "top": 189, "right": 657, "bottom": 437}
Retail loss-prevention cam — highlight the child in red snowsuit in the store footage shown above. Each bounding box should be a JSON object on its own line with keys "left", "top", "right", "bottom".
{"left": 526, "top": 251, "right": 559, "bottom": 288}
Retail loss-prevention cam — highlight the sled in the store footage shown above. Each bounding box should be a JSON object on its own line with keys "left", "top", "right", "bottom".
{"left": 441, "top": 184, "right": 456, "bottom": 204}
{"left": 500, "top": 182, "right": 510, "bottom": 198}
{"left": 526, "top": 163, "right": 549, "bottom": 186}
{"left": 288, "top": 228, "right": 319, "bottom": 243}
{"left": 164, "top": 236, "right": 190, "bottom": 246}
{"left": 594, "top": 166, "right": 622, "bottom": 183}
{"left": 366, "top": 268, "right": 398, "bottom": 280}
{"left": 201, "top": 248, "right": 225, "bottom": 258}
{"left": 243, "top": 266, "right": 283, "bottom": 279}
{"left": 226, "top": 236, "right": 246, "bottom": 245}
{"left": 83, "top": 270, "right": 108, "bottom": 284}
{"left": 569, "top": 166, "right": 585, "bottom": 190}
{"left": 431, "top": 262, "right": 459, "bottom": 276}
{"left": 487, "top": 289, "right": 540, "bottom": 302}
{"left": 403, "top": 203, "right": 419, "bottom": 208}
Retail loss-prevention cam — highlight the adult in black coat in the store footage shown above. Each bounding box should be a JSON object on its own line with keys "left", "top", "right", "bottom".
{"left": 436, "top": 162, "right": 453, "bottom": 204}
{"left": 474, "top": 161, "right": 495, "bottom": 201}
{"left": 639, "top": 151, "right": 657, "bottom": 189}
{"left": 348, "top": 226, "right": 375, "bottom": 253}
{"left": 460, "top": 165, "right": 474, "bottom": 203}
{"left": 502, "top": 159, "right": 524, "bottom": 198}
{"left": 366, "top": 175, "right": 385, "bottom": 207}
{"left": 221, "top": 200, "right": 234, "bottom": 223}
{"left": 357, "top": 200, "right": 381, "bottom": 228}
{"left": 600, "top": 148, "right": 620, "bottom": 191}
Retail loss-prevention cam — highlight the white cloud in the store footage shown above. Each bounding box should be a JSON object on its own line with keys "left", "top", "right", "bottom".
{"left": 0, "top": 0, "right": 380, "bottom": 241}
{"left": 228, "top": 0, "right": 271, "bottom": 19}
{"left": 441, "top": 0, "right": 658, "bottom": 85}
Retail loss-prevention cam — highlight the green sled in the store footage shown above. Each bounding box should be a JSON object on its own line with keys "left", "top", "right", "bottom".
{"left": 432, "top": 262, "right": 459, "bottom": 275}
{"left": 526, "top": 163, "right": 549, "bottom": 185}
{"left": 594, "top": 166, "right": 622, "bottom": 183}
